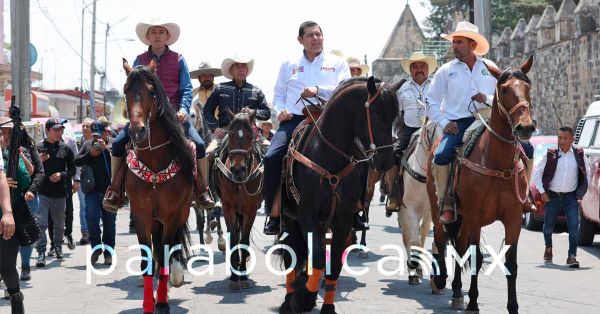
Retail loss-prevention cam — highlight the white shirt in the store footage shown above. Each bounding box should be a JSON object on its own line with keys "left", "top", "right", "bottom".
{"left": 0, "top": 156, "right": 3, "bottom": 171}
{"left": 397, "top": 78, "right": 431, "bottom": 128}
{"left": 533, "top": 147, "right": 590, "bottom": 194}
{"left": 426, "top": 57, "right": 498, "bottom": 128}
{"left": 273, "top": 51, "right": 351, "bottom": 115}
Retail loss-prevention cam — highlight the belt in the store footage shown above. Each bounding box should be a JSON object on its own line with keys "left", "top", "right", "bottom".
{"left": 547, "top": 190, "right": 575, "bottom": 198}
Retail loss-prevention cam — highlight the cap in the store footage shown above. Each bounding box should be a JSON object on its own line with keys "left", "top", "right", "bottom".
{"left": 45, "top": 118, "right": 66, "bottom": 129}
{"left": 90, "top": 122, "right": 106, "bottom": 136}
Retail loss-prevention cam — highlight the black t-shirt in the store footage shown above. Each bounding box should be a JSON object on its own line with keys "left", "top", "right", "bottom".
{"left": 36, "top": 140, "right": 75, "bottom": 198}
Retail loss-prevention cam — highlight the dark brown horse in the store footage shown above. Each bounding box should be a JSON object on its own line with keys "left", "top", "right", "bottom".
{"left": 279, "top": 77, "right": 404, "bottom": 314}
{"left": 427, "top": 56, "right": 535, "bottom": 314}
{"left": 212, "top": 111, "right": 263, "bottom": 290}
{"left": 123, "top": 59, "right": 193, "bottom": 314}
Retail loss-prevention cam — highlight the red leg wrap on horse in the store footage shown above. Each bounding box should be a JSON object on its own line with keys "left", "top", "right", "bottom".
{"left": 157, "top": 267, "right": 169, "bottom": 303}
{"left": 286, "top": 270, "right": 296, "bottom": 294}
{"left": 143, "top": 275, "right": 154, "bottom": 313}
{"left": 306, "top": 268, "right": 323, "bottom": 293}
{"left": 324, "top": 279, "right": 337, "bottom": 304}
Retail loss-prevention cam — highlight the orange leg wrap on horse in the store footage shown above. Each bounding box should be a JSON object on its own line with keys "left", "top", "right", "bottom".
{"left": 156, "top": 267, "right": 169, "bottom": 303}
{"left": 143, "top": 275, "right": 154, "bottom": 313}
{"left": 286, "top": 270, "right": 296, "bottom": 294}
{"left": 324, "top": 279, "right": 337, "bottom": 304}
{"left": 306, "top": 268, "right": 323, "bottom": 293}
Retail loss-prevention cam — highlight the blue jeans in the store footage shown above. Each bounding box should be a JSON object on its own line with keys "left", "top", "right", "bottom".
{"left": 77, "top": 189, "right": 88, "bottom": 233}
{"left": 112, "top": 121, "right": 206, "bottom": 158}
{"left": 543, "top": 192, "right": 579, "bottom": 257}
{"left": 433, "top": 117, "right": 476, "bottom": 165}
{"left": 86, "top": 191, "right": 116, "bottom": 253}
{"left": 263, "top": 115, "right": 305, "bottom": 214}
{"left": 20, "top": 197, "right": 39, "bottom": 268}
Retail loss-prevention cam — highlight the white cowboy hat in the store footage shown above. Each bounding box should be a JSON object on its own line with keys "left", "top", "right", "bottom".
{"left": 442, "top": 21, "right": 489, "bottom": 56}
{"left": 400, "top": 52, "right": 438, "bottom": 74}
{"left": 221, "top": 55, "right": 254, "bottom": 80}
{"left": 136, "top": 18, "right": 180, "bottom": 46}
{"left": 346, "top": 57, "right": 369, "bottom": 75}
{"left": 330, "top": 49, "right": 344, "bottom": 58}
{"left": 190, "top": 62, "right": 222, "bottom": 78}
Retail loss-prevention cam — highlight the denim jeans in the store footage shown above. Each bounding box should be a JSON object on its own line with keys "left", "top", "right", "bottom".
{"left": 77, "top": 189, "right": 88, "bottom": 233}
{"left": 433, "top": 117, "right": 476, "bottom": 165}
{"left": 543, "top": 192, "right": 580, "bottom": 257}
{"left": 85, "top": 190, "right": 116, "bottom": 253}
{"left": 20, "top": 197, "right": 39, "bottom": 268}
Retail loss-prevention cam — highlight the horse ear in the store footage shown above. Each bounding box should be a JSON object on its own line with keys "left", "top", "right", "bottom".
{"left": 123, "top": 58, "right": 133, "bottom": 75}
{"left": 148, "top": 59, "right": 157, "bottom": 73}
{"left": 484, "top": 61, "right": 502, "bottom": 80}
{"left": 390, "top": 79, "right": 407, "bottom": 92}
{"left": 520, "top": 55, "right": 534, "bottom": 74}
{"left": 367, "top": 76, "right": 377, "bottom": 96}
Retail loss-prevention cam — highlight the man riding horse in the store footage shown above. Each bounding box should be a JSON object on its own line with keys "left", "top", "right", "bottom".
{"left": 386, "top": 51, "right": 437, "bottom": 214}
{"left": 104, "top": 18, "right": 214, "bottom": 213}
{"left": 202, "top": 55, "right": 271, "bottom": 158}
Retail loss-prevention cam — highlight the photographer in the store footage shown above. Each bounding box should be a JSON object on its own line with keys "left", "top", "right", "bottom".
{"left": 74, "top": 122, "right": 114, "bottom": 265}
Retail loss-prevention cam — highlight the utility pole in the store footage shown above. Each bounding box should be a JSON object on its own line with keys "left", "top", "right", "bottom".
{"left": 10, "top": 0, "right": 31, "bottom": 120}
{"left": 79, "top": 6, "right": 85, "bottom": 123}
{"left": 103, "top": 23, "right": 109, "bottom": 115}
{"left": 89, "top": 0, "right": 97, "bottom": 119}
{"left": 474, "top": 0, "right": 492, "bottom": 43}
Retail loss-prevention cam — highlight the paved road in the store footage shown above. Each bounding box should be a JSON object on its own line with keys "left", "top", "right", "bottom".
{"left": 1, "top": 190, "right": 599, "bottom": 313}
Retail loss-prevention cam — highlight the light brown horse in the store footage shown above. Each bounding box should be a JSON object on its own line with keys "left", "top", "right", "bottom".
{"left": 427, "top": 56, "right": 535, "bottom": 314}
{"left": 123, "top": 59, "right": 193, "bottom": 314}
{"left": 212, "top": 111, "right": 263, "bottom": 290}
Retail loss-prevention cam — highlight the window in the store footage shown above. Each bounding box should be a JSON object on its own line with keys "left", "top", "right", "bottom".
{"left": 578, "top": 119, "right": 597, "bottom": 148}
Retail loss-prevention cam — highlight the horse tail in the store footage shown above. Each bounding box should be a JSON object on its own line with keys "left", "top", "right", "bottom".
{"left": 175, "top": 223, "right": 192, "bottom": 262}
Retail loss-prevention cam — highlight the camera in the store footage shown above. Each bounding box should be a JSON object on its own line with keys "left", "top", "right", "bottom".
{"left": 92, "top": 139, "right": 102, "bottom": 150}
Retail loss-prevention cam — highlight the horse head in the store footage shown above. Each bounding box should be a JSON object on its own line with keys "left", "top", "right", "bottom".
{"left": 226, "top": 111, "right": 255, "bottom": 182}
{"left": 354, "top": 77, "right": 404, "bottom": 172}
{"left": 122, "top": 58, "right": 161, "bottom": 145}
{"left": 486, "top": 56, "right": 536, "bottom": 141}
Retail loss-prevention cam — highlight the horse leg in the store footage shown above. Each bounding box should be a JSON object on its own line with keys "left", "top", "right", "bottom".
{"left": 358, "top": 204, "right": 369, "bottom": 259}
{"left": 279, "top": 215, "right": 306, "bottom": 314}
{"left": 223, "top": 206, "right": 241, "bottom": 290}
{"left": 291, "top": 216, "right": 324, "bottom": 313}
{"left": 450, "top": 230, "right": 468, "bottom": 311}
{"left": 320, "top": 216, "right": 353, "bottom": 314}
{"left": 399, "top": 207, "right": 420, "bottom": 285}
{"left": 216, "top": 207, "right": 226, "bottom": 253}
{"left": 134, "top": 213, "right": 155, "bottom": 314}
{"left": 417, "top": 206, "right": 433, "bottom": 281}
{"left": 151, "top": 222, "right": 170, "bottom": 314}
{"left": 194, "top": 205, "right": 206, "bottom": 245}
{"left": 204, "top": 208, "right": 213, "bottom": 245}
{"left": 430, "top": 223, "right": 448, "bottom": 294}
{"left": 503, "top": 218, "right": 521, "bottom": 314}
{"left": 239, "top": 212, "right": 257, "bottom": 289}
{"left": 465, "top": 228, "right": 483, "bottom": 313}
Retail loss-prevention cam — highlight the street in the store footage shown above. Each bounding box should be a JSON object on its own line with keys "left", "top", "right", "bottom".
{"left": 1, "top": 189, "right": 599, "bottom": 314}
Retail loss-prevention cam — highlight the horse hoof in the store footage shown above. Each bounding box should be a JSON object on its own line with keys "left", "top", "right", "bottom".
{"left": 155, "top": 302, "right": 170, "bottom": 314}
{"left": 240, "top": 279, "right": 251, "bottom": 289}
{"left": 408, "top": 275, "right": 421, "bottom": 285}
{"left": 291, "top": 278, "right": 317, "bottom": 313}
{"left": 358, "top": 251, "right": 369, "bottom": 259}
{"left": 204, "top": 232, "right": 213, "bottom": 244}
{"left": 229, "top": 280, "right": 241, "bottom": 291}
{"left": 278, "top": 293, "right": 293, "bottom": 314}
{"left": 320, "top": 303, "right": 337, "bottom": 314}
{"left": 430, "top": 277, "right": 445, "bottom": 294}
{"left": 217, "top": 237, "right": 226, "bottom": 252}
{"left": 137, "top": 275, "right": 144, "bottom": 287}
{"left": 169, "top": 261, "right": 184, "bottom": 288}
{"left": 451, "top": 297, "right": 465, "bottom": 310}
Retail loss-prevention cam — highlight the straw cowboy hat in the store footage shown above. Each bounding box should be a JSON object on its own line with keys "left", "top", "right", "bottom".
{"left": 330, "top": 49, "right": 344, "bottom": 58}
{"left": 136, "top": 18, "right": 180, "bottom": 46}
{"left": 441, "top": 21, "right": 489, "bottom": 56}
{"left": 221, "top": 55, "right": 254, "bottom": 80}
{"left": 346, "top": 57, "right": 369, "bottom": 75}
{"left": 400, "top": 52, "right": 438, "bottom": 74}
{"left": 190, "top": 62, "right": 222, "bottom": 78}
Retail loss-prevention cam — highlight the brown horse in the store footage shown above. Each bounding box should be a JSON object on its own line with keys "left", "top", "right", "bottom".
{"left": 427, "top": 56, "right": 535, "bottom": 314}
{"left": 122, "top": 59, "right": 193, "bottom": 314}
{"left": 212, "top": 111, "right": 263, "bottom": 290}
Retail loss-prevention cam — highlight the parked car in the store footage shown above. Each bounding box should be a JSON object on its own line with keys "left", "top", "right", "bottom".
{"left": 573, "top": 100, "right": 600, "bottom": 246}
{"left": 523, "top": 136, "right": 564, "bottom": 230}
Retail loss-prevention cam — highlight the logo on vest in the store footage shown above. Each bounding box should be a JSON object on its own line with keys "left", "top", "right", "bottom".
{"left": 292, "top": 66, "right": 304, "bottom": 75}
{"left": 320, "top": 66, "right": 335, "bottom": 72}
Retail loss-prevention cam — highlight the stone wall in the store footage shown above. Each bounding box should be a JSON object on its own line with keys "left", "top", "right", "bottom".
{"left": 491, "top": 0, "right": 600, "bottom": 134}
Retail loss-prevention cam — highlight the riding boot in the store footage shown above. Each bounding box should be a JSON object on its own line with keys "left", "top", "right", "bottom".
{"left": 103, "top": 156, "right": 125, "bottom": 214}
{"left": 9, "top": 290, "right": 24, "bottom": 314}
{"left": 523, "top": 158, "right": 537, "bottom": 213}
{"left": 195, "top": 158, "right": 215, "bottom": 209}
{"left": 385, "top": 165, "right": 401, "bottom": 212}
{"left": 432, "top": 164, "right": 455, "bottom": 224}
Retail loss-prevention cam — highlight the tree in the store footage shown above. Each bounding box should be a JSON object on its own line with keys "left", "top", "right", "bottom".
{"left": 425, "top": 0, "right": 567, "bottom": 38}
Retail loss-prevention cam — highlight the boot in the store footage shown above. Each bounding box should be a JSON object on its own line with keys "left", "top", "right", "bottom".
{"left": 195, "top": 158, "right": 215, "bottom": 209}
{"left": 523, "top": 158, "right": 537, "bottom": 213}
{"left": 432, "top": 164, "right": 455, "bottom": 224}
{"left": 9, "top": 291, "right": 24, "bottom": 314}
{"left": 103, "top": 156, "right": 125, "bottom": 214}
{"left": 55, "top": 246, "right": 64, "bottom": 261}
{"left": 19, "top": 267, "right": 31, "bottom": 281}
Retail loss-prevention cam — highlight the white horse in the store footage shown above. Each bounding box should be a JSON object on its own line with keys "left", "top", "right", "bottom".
{"left": 389, "top": 118, "right": 442, "bottom": 285}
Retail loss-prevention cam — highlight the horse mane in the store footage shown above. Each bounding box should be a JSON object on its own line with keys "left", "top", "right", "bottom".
{"left": 124, "top": 65, "right": 195, "bottom": 184}
{"left": 328, "top": 77, "right": 382, "bottom": 103}
{"left": 497, "top": 67, "right": 531, "bottom": 85}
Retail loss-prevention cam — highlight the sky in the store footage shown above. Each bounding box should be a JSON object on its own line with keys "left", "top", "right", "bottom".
{"left": 4, "top": 0, "right": 432, "bottom": 103}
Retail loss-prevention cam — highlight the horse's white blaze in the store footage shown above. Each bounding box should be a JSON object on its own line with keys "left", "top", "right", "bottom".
{"left": 170, "top": 259, "right": 184, "bottom": 287}
{"left": 238, "top": 129, "right": 244, "bottom": 138}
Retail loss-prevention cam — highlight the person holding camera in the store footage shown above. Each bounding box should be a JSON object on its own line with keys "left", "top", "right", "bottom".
{"left": 74, "top": 122, "right": 114, "bottom": 265}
